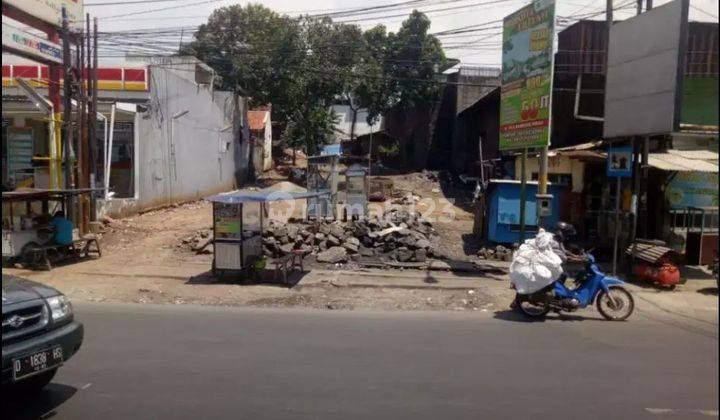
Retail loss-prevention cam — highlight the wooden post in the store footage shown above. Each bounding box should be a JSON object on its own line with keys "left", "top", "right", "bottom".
{"left": 61, "top": 7, "right": 75, "bottom": 223}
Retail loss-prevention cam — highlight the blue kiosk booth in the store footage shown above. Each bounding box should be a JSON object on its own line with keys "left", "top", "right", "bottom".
{"left": 485, "top": 179, "right": 565, "bottom": 244}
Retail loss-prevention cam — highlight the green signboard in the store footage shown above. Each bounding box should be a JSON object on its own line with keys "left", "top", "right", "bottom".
{"left": 681, "top": 77, "right": 719, "bottom": 127}
{"left": 499, "top": 0, "right": 555, "bottom": 151}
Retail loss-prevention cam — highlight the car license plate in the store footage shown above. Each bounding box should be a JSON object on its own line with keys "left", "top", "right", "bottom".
{"left": 12, "top": 347, "right": 63, "bottom": 381}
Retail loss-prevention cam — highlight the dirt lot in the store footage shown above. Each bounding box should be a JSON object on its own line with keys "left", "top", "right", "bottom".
{"left": 4, "top": 171, "right": 503, "bottom": 310}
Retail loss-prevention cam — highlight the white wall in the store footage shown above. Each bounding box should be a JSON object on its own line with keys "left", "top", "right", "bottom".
{"left": 99, "top": 58, "right": 247, "bottom": 217}
{"left": 330, "top": 104, "right": 382, "bottom": 142}
{"left": 262, "top": 114, "right": 272, "bottom": 171}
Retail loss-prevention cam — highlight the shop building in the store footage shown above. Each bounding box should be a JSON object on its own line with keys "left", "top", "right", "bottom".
{"left": 2, "top": 56, "right": 252, "bottom": 217}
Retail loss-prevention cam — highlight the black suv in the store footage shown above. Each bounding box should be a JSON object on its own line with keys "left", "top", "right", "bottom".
{"left": 2, "top": 275, "right": 84, "bottom": 391}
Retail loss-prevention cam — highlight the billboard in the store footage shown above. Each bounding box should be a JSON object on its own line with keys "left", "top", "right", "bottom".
{"left": 603, "top": 0, "right": 689, "bottom": 138}
{"left": 499, "top": 0, "right": 555, "bottom": 151}
{"left": 4, "top": 0, "right": 84, "bottom": 31}
{"left": 2, "top": 23, "right": 62, "bottom": 64}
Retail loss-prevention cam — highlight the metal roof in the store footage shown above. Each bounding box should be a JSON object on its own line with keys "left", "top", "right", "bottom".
{"left": 247, "top": 110, "right": 269, "bottom": 131}
{"left": 648, "top": 152, "right": 718, "bottom": 173}
{"left": 625, "top": 243, "right": 678, "bottom": 264}
{"left": 667, "top": 149, "right": 718, "bottom": 161}
{"left": 205, "top": 189, "right": 331, "bottom": 204}
{"left": 2, "top": 188, "right": 102, "bottom": 201}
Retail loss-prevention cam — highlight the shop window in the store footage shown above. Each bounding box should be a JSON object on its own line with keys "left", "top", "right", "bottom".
{"left": 97, "top": 121, "right": 135, "bottom": 198}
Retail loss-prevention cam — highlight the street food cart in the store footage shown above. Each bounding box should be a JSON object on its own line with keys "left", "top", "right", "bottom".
{"left": 205, "top": 189, "right": 331, "bottom": 278}
{"left": 2, "top": 188, "right": 102, "bottom": 268}
{"left": 344, "top": 164, "right": 368, "bottom": 220}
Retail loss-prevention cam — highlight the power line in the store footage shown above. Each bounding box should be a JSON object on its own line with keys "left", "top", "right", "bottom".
{"left": 86, "top": 0, "right": 197, "bottom": 6}
{"left": 96, "top": 0, "right": 224, "bottom": 20}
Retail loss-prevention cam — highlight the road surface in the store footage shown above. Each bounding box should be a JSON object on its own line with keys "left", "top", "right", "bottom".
{"left": 4, "top": 302, "right": 718, "bottom": 419}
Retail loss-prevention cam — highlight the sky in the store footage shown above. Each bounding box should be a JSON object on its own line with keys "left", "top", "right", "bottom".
{"left": 3, "top": 0, "right": 719, "bottom": 67}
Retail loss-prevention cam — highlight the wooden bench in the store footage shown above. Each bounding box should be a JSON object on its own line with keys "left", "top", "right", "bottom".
{"left": 272, "top": 250, "right": 305, "bottom": 285}
{"left": 23, "top": 235, "right": 102, "bottom": 270}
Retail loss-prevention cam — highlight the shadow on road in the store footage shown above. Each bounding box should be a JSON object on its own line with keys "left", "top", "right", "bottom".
{"left": 697, "top": 287, "right": 718, "bottom": 296}
{"left": 1, "top": 383, "right": 77, "bottom": 420}
{"left": 186, "top": 269, "right": 311, "bottom": 289}
{"left": 493, "top": 309, "right": 606, "bottom": 323}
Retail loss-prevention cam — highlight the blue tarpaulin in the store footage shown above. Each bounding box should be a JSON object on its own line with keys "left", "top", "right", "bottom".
{"left": 205, "top": 189, "right": 331, "bottom": 204}
{"left": 321, "top": 144, "right": 341, "bottom": 156}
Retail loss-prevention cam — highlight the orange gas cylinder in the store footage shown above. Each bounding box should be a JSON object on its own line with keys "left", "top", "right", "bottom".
{"left": 633, "top": 262, "right": 681, "bottom": 286}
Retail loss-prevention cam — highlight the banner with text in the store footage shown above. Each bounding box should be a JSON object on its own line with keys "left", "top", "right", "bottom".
{"left": 499, "top": 0, "right": 555, "bottom": 151}
{"left": 4, "top": 0, "right": 84, "bottom": 31}
{"left": 2, "top": 23, "right": 63, "bottom": 64}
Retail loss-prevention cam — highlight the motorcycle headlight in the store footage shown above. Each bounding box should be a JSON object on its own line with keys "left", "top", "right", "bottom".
{"left": 47, "top": 295, "right": 73, "bottom": 322}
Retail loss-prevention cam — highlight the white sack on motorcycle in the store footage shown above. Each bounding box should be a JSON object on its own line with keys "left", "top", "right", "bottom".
{"left": 509, "top": 229, "right": 564, "bottom": 294}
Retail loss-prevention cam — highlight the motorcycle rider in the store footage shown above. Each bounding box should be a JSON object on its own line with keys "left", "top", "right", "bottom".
{"left": 552, "top": 222, "right": 586, "bottom": 283}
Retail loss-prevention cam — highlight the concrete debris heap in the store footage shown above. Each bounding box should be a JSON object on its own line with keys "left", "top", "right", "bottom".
{"left": 262, "top": 209, "right": 443, "bottom": 264}
{"left": 476, "top": 244, "right": 514, "bottom": 262}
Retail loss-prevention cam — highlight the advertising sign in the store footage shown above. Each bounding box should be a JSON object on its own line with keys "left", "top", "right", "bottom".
{"left": 603, "top": 0, "right": 689, "bottom": 138}
{"left": 4, "top": 0, "right": 84, "bottom": 31}
{"left": 499, "top": 0, "right": 555, "bottom": 151}
{"left": 606, "top": 147, "right": 633, "bottom": 178}
{"left": 2, "top": 23, "right": 62, "bottom": 64}
{"left": 665, "top": 172, "right": 719, "bottom": 209}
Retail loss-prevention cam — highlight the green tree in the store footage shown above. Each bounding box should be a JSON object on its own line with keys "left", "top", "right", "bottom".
{"left": 183, "top": 6, "right": 450, "bottom": 166}
{"left": 181, "top": 4, "right": 304, "bottom": 127}
{"left": 352, "top": 25, "right": 397, "bottom": 127}
{"left": 388, "top": 10, "right": 447, "bottom": 107}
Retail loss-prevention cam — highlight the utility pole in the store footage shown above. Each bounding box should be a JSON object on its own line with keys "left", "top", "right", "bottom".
{"left": 61, "top": 7, "right": 75, "bottom": 222}
{"left": 87, "top": 13, "right": 98, "bottom": 222}
{"left": 47, "top": 29, "right": 63, "bottom": 189}
{"left": 606, "top": 0, "right": 613, "bottom": 48}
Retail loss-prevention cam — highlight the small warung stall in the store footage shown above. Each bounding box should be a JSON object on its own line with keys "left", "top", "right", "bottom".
{"left": 2, "top": 188, "right": 102, "bottom": 269}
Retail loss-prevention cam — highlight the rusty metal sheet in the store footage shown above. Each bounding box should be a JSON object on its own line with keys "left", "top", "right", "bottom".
{"left": 625, "top": 243, "right": 676, "bottom": 264}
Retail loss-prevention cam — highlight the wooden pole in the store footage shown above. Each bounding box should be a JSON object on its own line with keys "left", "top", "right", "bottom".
{"left": 61, "top": 7, "right": 75, "bottom": 223}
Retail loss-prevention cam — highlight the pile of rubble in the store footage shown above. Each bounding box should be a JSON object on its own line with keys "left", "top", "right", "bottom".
{"left": 476, "top": 244, "right": 514, "bottom": 262}
{"left": 262, "top": 209, "right": 444, "bottom": 264}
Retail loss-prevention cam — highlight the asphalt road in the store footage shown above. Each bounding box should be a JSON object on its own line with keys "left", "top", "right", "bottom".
{"left": 4, "top": 302, "right": 718, "bottom": 420}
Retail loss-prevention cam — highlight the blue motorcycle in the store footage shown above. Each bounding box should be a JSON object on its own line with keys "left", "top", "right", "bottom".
{"left": 514, "top": 253, "right": 635, "bottom": 321}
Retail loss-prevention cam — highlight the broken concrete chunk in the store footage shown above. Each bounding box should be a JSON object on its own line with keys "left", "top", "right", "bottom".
{"left": 396, "top": 247, "right": 413, "bottom": 262}
{"left": 329, "top": 224, "right": 345, "bottom": 240}
{"left": 279, "top": 243, "right": 295, "bottom": 255}
{"left": 343, "top": 241, "right": 359, "bottom": 254}
{"left": 326, "top": 234, "right": 341, "bottom": 247}
{"left": 286, "top": 224, "right": 299, "bottom": 240}
{"left": 358, "top": 246, "right": 375, "bottom": 257}
{"left": 316, "top": 246, "right": 348, "bottom": 263}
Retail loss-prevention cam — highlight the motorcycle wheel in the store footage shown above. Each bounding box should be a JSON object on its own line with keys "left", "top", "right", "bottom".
{"left": 596, "top": 286, "right": 634, "bottom": 321}
{"left": 514, "top": 294, "right": 550, "bottom": 319}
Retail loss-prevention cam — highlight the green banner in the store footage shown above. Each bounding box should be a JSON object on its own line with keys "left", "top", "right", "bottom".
{"left": 499, "top": 0, "right": 555, "bottom": 151}
{"left": 681, "top": 77, "right": 719, "bottom": 127}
